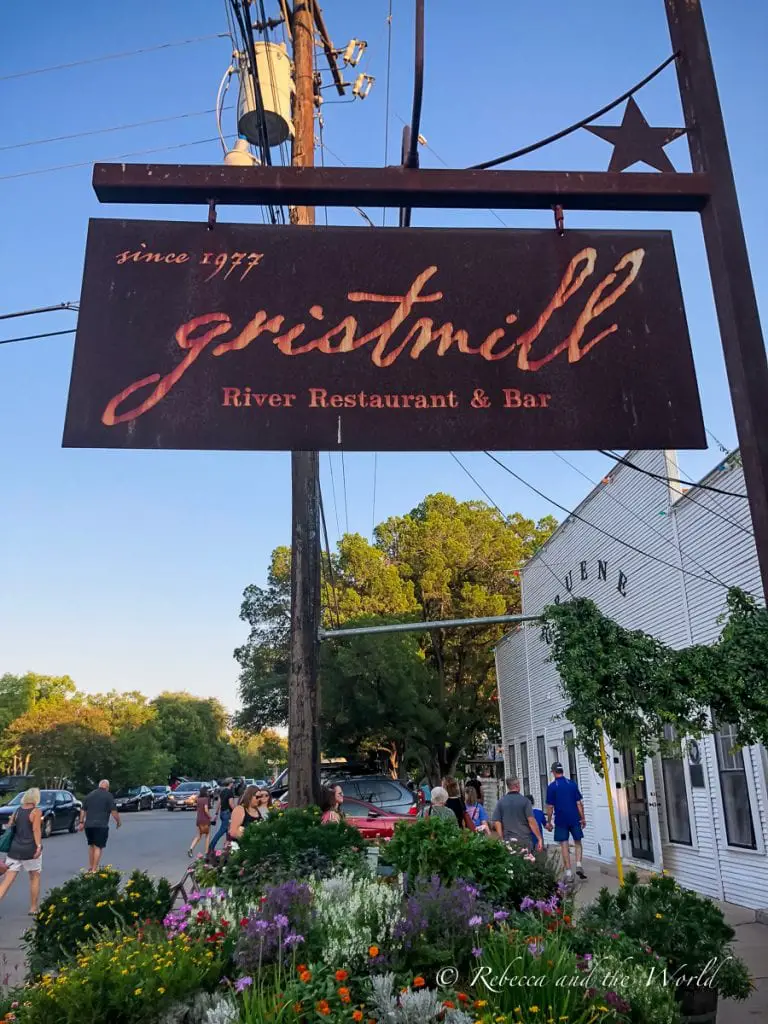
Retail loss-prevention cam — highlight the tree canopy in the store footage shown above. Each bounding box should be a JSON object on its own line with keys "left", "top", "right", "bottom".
{"left": 235, "top": 492, "right": 556, "bottom": 780}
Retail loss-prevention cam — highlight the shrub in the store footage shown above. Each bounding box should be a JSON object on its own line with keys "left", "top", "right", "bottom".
{"left": 578, "top": 872, "right": 753, "bottom": 1001}
{"left": 24, "top": 867, "right": 173, "bottom": 975}
{"left": 391, "top": 877, "right": 495, "bottom": 976}
{"left": 219, "top": 808, "right": 364, "bottom": 895}
{"left": 381, "top": 818, "right": 557, "bottom": 908}
{"left": 16, "top": 927, "right": 224, "bottom": 1024}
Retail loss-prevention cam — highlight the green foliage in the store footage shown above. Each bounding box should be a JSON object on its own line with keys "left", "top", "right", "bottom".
{"left": 7, "top": 701, "right": 113, "bottom": 791}
{"left": 25, "top": 866, "right": 173, "bottom": 976}
{"left": 235, "top": 727, "right": 288, "bottom": 780}
{"left": 0, "top": 673, "right": 77, "bottom": 770}
{"left": 579, "top": 872, "right": 753, "bottom": 1001}
{"left": 152, "top": 691, "right": 242, "bottom": 780}
{"left": 18, "top": 927, "right": 223, "bottom": 1024}
{"left": 219, "top": 808, "right": 364, "bottom": 894}
{"left": 381, "top": 818, "right": 557, "bottom": 907}
{"left": 542, "top": 587, "right": 768, "bottom": 770}
{"left": 236, "top": 495, "right": 556, "bottom": 776}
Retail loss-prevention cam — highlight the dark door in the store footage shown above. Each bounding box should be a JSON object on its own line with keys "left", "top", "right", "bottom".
{"left": 622, "top": 748, "right": 654, "bottom": 862}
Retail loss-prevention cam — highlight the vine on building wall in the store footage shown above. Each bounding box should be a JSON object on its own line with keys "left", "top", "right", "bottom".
{"left": 541, "top": 588, "right": 768, "bottom": 774}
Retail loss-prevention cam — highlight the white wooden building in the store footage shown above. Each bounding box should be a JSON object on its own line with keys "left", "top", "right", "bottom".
{"left": 495, "top": 449, "right": 768, "bottom": 909}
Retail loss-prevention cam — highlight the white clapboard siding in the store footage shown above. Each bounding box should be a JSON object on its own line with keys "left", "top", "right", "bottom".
{"left": 495, "top": 449, "right": 768, "bottom": 909}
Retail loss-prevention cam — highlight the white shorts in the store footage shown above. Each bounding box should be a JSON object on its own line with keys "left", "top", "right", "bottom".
{"left": 5, "top": 856, "right": 42, "bottom": 873}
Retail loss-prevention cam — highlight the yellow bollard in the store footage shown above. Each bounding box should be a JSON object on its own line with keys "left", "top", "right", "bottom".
{"left": 597, "top": 722, "right": 624, "bottom": 886}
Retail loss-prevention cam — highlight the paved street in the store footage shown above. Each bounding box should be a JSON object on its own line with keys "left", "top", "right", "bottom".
{"left": 0, "top": 808, "right": 196, "bottom": 985}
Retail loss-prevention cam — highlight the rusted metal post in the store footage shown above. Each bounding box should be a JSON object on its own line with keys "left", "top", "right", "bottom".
{"left": 287, "top": 0, "right": 322, "bottom": 809}
{"left": 665, "top": 0, "right": 768, "bottom": 599}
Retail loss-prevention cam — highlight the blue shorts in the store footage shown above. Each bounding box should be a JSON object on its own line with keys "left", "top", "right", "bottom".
{"left": 554, "top": 822, "right": 583, "bottom": 843}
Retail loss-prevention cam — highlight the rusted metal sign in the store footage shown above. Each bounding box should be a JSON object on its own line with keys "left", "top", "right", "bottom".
{"left": 63, "top": 219, "right": 704, "bottom": 451}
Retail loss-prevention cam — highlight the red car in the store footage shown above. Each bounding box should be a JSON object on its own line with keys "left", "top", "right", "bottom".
{"left": 343, "top": 797, "right": 417, "bottom": 839}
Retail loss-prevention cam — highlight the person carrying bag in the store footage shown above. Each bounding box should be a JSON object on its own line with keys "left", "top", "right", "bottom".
{"left": 0, "top": 788, "right": 44, "bottom": 915}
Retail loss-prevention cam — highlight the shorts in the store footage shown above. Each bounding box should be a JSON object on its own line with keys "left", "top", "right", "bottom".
{"left": 6, "top": 856, "right": 42, "bottom": 873}
{"left": 197, "top": 823, "right": 210, "bottom": 835}
{"left": 554, "top": 822, "right": 584, "bottom": 843}
{"left": 85, "top": 827, "right": 109, "bottom": 848}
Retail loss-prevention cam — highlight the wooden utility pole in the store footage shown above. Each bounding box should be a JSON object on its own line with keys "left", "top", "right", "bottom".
{"left": 665, "top": 0, "right": 768, "bottom": 600}
{"left": 287, "top": 0, "right": 322, "bottom": 808}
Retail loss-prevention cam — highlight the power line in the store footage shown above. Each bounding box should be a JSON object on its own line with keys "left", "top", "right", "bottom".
{"left": 470, "top": 52, "right": 679, "bottom": 170}
{"left": 340, "top": 448, "right": 350, "bottom": 535}
{"left": 371, "top": 453, "right": 378, "bottom": 541}
{"left": 326, "top": 452, "right": 342, "bottom": 541}
{"left": 0, "top": 303, "right": 78, "bottom": 321}
{"left": 0, "top": 32, "right": 229, "bottom": 83}
{"left": 706, "top": 427, "right": 730, "bottom": 455}
{"left": 601, "top": 450, "right": 747, "bottom": 499}
{"left": 0, "top": 106, "right": 232, "bottom": 153}
{"left": 485, "top": 451, "right": 732, "bottom": 591}
{"left": 449, "top": 452, "right": 564, "bottom": 590}
{"left": 0, "top": 329, "right": 75, "bottom": 346}
{"left": 318, "top": 481, "right": 342, "bottom": 629}
{"left": 0, "top": 136, "right": 220, "bottom": 182}
{"left": 552, "top": 451, "right": 729, "bottom": 588}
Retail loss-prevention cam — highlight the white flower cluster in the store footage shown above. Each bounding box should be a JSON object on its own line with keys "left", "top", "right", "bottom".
{"left": 312, "top": 871, "right": 403, "bottom": 967}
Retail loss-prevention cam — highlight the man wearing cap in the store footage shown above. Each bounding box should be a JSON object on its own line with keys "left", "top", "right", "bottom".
{"left": 545, "top": 762, "right": 586, "bottom": 880}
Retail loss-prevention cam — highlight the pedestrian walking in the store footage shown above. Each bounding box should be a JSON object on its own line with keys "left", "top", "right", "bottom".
{"left": 188, "top": 785, "right": 214, "bottom": 858}
{"left": 79, "top": 779, "right": 121, "bottom": 872}
{"left": 443, "top": 776, "right": 476, "bottom": 830}
{"left": 491, "top": 777, "right": 543, "bottom": 850}
{"left": 425, "top": 786, "right": 459, "bottom": 826}
{"left": 545, "top": 762, "right": 587, "bottom": 880}
{"left": 319, "top": 784, "right": 344, "bottom": 824}
{"left": 0, "top": 788, "right": 44, "bottom": 915}
{"left": 228, "top": 785, "right": 270, "bottom": 840}
{"left": 465, "top": 780, "right": 490, "bottom": 833}
{"left": 210, "top": 777, "right": 235, "bottom": 851}
{"left": 525, "top": 793, "right": 548, "bottom": 853}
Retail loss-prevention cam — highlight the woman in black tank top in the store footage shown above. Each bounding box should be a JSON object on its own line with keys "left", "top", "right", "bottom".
{"left": 228, "top": 785, "right": 271, "bottom": 841}
{"left": 0, "top": 788, "right": 44, "bottom": 915}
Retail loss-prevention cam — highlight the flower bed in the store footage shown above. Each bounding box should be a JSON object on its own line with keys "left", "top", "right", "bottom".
{"left": 2, "top": 814, "right": 753, "bottom": 1024}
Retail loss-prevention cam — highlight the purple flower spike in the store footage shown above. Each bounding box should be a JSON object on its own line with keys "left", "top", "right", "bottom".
{"left": 253, "top": 919, "right": 270, "bottom": 932}
{"left": 274, "top": 914, "right": 289, "bottom": 928}
{"left": 468, "top": 915, "right": 482, "bottom": 927}
{"left": 284, "top": 933, "right": 305, "bottom": 946}
{"left": 494, "top": 910, "right": 509, "bottom": 921}
{"left": 235, "top": 976, "right": 253, "bottom": 993}
{"left": 472, "top": 947, "right": 483, "bottom": 958}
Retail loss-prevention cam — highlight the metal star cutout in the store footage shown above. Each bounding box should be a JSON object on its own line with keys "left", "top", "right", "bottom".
{"left": 585, "top": 97, "right": 686, "bottom": 173}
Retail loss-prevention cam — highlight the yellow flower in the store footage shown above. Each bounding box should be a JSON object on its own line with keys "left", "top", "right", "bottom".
{"left": 121, "top": 970, "right": 129, "bottom": 976}
{"left": 158, "top": 987, "right": 166, "bottom": 995}
{"left": 84, "top": 924, "right": 92, "bottom": 931}
{"left": 655, "top": 913, "right": 663, "bottom": 919}
{"left": 530, "top": 1009, "right": 540, "bottom": 1016}
{"left": 134, "top": 988, "right": 143, "bottom": 996}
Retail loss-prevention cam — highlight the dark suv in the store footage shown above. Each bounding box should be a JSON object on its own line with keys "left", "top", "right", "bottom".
{"left": 331, "top": 776, "right": 415, "bottom": 816}
{"left": 0, "top": 789, "right": 82, "bottom": 838}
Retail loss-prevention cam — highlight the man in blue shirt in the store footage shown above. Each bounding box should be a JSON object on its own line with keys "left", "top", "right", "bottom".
{"left": 545, "top": 762, "right": 587, "bottom": 880}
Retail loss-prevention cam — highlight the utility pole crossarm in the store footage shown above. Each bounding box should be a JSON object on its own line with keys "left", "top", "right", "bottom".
{"left": 319, "top": 614, "right": 542, "bottom": 640}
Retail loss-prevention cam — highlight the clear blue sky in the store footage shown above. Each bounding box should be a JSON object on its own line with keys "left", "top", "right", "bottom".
{"left": 1, "top": 1, "right": 766, "bottom": 710}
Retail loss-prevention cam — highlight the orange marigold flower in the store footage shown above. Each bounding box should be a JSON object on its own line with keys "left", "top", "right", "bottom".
{"left": 297, "top": 964, "right": 307, "bottom": 972}
{"left": 335, "top": 969, "right": 349, "bottom": 982}
{"left": 458, "top": 993, "right": 469, "bottom": 1003}
{"left": 316, "top": 1000, "right": 331, "bottom": 1016}
{"left": 443, "top": 1001, "right": 456, "bottom": 1009}
{"left": 352, "top": 1013, "right": 364, "bottom": 1023}
{"left": 368, "top": 946, "right": 379, "bottom": 958}
{"left": 299, "top": 970, "right": 312, "bottom": 983}
{"left": 413, "top": 976, "right": 426, "bottom": 988}
{"left": 564, "top": 914, "right": 572, "bottom": 924}
{"left": 338, "top": 987, "right": 351, "bottom": 1003}
{"left": 292, "top": 1004, "right": 303, "bottom": 1014}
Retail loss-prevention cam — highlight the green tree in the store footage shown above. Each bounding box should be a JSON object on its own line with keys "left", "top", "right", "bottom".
{"left": 0, "top": 673, "right": 78, "bottom": 771}
{"left": 152, "top": 692, "right": 241, "bottom": 780}
{"left": 87, "top": 692, "right": 173, "bottom": 789}
{"left": 235, "top": 493, "right": 556, "bottom": 780}
{"left": 233, "top": 728, "right": 288, "bottom": 779}
{"left": 7, "top": 701, "right": 112, "bottom": 791}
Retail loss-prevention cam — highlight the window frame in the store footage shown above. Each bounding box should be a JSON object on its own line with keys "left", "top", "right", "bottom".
{"left": 563, "top": 729, "right": 578, "bottom": 784}
{"left": 660, "top": 725, "right": 693, "bottom": 847}
{"left": 519, "top": 740, "right": 530, "bottom": 798}
{"left": 508, "top": 744, "right": 517, "bottom": 780}
{"left": 713, "top": 722, "right": 757, "bottom": 851}
{"left": 536, "top": 734, "right": 548, "bottom": 809}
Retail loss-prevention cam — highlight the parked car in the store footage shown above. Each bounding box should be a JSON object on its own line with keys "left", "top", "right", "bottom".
{"left": 0, "top": 775, "right": 34, "bottom": 797}
{"left": 342, "top": 798, "right": 416, "bottom": 839}
{"left": 330, "top": 775, "right": 416, "bottom": 816}
{"left": 150, "top": 785, "right": 172, "bottom": 808}
{"left": 114, "top": 786, "right": 154, "bottom": 812}
{"left": 166, "top": 782, "right": 202, "bottom": 811}
{"left": 0, "top": 789, "right": 82, "bottom": 838}
{"left": 269, "top": 762, "right": 376, "bottom": 801}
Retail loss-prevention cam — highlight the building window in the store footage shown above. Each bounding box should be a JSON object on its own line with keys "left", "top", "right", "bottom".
{"left": 714, "top": 721, "right": 756, "bottom": 850}
{"left": 563, "top": 729, "right": 578, "bottom": 784}
{"left": 508, "top": 744, "right": 517, "bottom": 780}
{"left": 536, "top": 735, "right": 548, "bottom": 809}
{"left": 520, "top": 741, "right": 530, "bottom": 797}
{"left": 661, "top": 725, "right": 692, "bottom": 846}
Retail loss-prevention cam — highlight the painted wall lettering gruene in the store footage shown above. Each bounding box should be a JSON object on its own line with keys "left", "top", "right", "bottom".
{"left": 63, "top": 220, "right": 705, "bottom": 452}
